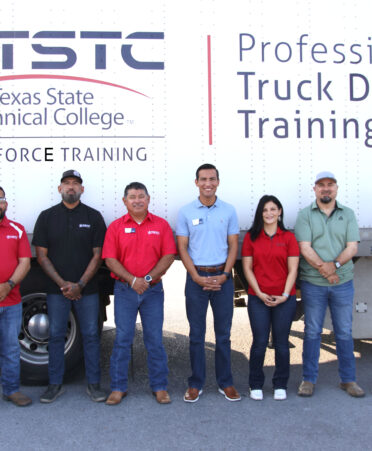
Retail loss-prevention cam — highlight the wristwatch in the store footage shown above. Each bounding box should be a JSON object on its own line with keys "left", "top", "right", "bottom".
{"left": 77, "top": 280, "right": 85, "bottom": 290}
{"left": 7, "top": 279, "right": 15, "bottom": 289}
{"left": 334, "top": 260, "right": 341, "bottom": 269}
{"left": 144, "top": 274, "right": 153, "bottom": 283}
{"left": 222, "top": 271, "right": 231, "bottom": 279}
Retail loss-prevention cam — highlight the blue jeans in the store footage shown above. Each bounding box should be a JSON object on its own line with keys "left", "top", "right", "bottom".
{"left": 0, "top": 303, "right": 22, "bottom": 396}
{"left": 301, "top": 279, "right": 356, "bottom": 383}
{"left": 47, "top": 293, "right": 101, "bottom": 385}
{"left": 110, "top": 280, "right": 168, "bottom": 392}
{"left": 185, "top": 270, "right": 234, "bottom": 389}
{"left": 248, "top": 294, "right": 297, "bottom": 390}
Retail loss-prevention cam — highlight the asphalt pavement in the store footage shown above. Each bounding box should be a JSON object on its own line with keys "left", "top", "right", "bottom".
{"left": 2, "top": 261, "right": 372, "bottom": 451}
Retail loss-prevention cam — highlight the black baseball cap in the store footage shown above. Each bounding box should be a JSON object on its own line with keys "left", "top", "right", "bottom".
{"left": 61, "top": 170, "right": 83, "bottom": 184}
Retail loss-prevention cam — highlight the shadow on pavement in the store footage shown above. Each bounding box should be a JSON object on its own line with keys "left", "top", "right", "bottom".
{"left": 99, "top": 325, "right": 250, "bottom": 394}
{"left": 53, "top": 321, "right": 372, "bottom": 397}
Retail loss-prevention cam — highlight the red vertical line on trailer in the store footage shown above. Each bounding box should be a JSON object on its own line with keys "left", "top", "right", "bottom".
{"left": 207, "top": 35, "right": 213, "bottom": 145}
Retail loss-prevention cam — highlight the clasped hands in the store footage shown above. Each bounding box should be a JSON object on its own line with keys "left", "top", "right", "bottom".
{"left": 258, "top": 293, "right": 288, "bottom": 307}
{"left": 317, "top": 261, "right": 339, "bottom": 284}
{"left": 61, "top": 282, "right": 82, "bottom": 300}
{"left": 195, "top": 274, "right": 227, "bottom": 291}
{"left": 0, "top": 282, "right": 11, "bottom": 302}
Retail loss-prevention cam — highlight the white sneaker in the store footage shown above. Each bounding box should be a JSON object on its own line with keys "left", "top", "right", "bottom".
{"left": 273, "top": 389, "right": 287, "bottom": 401}
{"left": 250, "top": 389, "right": 263, "bottom": 401}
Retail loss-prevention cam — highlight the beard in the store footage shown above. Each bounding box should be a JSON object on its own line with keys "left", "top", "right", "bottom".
{"left": 0, "top": 209, "right": 5, "bottom": 220}
{"left": 320, "top": 196, "right": 332, "bottom": 204}
{"left": 62, "top": 192, "right": 81, "bottom": 204}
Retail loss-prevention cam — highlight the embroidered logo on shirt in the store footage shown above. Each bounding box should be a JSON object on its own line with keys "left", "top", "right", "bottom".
{"left": 124, "top": 228, "right": 136, "bottom": 233}
{"left": 148, "top": 230, "right": 160, "bottom": 235}
{"left": 338, "top": 216, "right": 343, "bottom": 220}
{"left": 6, "top": 235, "right": 18, "bottom": 239}
{"left": 79, "top": 224, "right": 91, "bottom": 228}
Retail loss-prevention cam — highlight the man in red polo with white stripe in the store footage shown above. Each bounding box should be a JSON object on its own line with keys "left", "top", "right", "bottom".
{"left": 102, "top": 182, "right": 176, "bottom": 405}
{"left": 0, "top": 186, "right": 32, "bottom": 407}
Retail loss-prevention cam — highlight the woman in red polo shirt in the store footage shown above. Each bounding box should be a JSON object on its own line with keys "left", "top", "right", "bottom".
{"left": 242, "top": 195, "right": 299, "bottom": 401}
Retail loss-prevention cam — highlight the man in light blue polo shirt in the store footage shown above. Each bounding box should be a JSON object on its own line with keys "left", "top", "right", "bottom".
{"left": 176, "top": 163, "right": 240, "bottom": 403}
{"left": 295, "top": 171, "right": 364, "bottom": 398}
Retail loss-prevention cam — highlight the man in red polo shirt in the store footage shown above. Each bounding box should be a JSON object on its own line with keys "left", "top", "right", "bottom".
{"left": 0, "top": 186, "right": 32, "bottom": 407}
{"left": 102, "top": 182, "right": 176, "bottom": 405}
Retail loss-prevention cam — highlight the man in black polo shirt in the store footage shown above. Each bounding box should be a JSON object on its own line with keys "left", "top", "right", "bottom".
{"left": 32, "top": 170, "right": 107, "bottom": 403}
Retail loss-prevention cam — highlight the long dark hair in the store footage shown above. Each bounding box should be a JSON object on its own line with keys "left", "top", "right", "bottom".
{"left": 249, "top": 195, "right": 287, "bottom": 241}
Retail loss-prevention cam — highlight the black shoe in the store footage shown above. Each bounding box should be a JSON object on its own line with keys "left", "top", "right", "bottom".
{"left": 40, "top": 385, "right": 65, "bottom": 403}
{"left": 87, "top": 383, "right": 107, "bottom": 402}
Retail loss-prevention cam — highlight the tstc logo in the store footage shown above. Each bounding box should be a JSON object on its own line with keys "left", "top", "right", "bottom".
{"left": 0, "top": 31, "right": 164, "bottom": 70}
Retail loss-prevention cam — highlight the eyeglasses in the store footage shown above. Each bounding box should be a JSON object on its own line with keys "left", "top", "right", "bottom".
{"left": 0, "top": 197, "right": 7, "bottom": 203}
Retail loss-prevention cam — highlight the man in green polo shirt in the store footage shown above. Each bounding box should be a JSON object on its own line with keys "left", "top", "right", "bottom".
{"left": 294, "top": 171, "right": 364, "bottom": 398}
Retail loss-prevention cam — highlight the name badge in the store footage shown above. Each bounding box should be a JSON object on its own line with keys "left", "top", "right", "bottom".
{"left": 192, "top": 218, "right": 203, "bottom": 226}
{"left": 124, "top": 228, "right": 136, "bottom": 233}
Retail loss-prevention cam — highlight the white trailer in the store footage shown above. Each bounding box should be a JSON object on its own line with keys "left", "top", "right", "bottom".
{"left": 1, "top": 0, "right": 372, "bottom": 381}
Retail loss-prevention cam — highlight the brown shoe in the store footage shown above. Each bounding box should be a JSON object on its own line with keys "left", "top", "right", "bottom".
{"left": 183, "top": 387, "right": 203, "bottom": 403}
{"left": 218, "top": 386, "right": 241, "bottom": 401}
{"left": 3, "top": 391, "right": 32, "bottom": 407}
{"left": 152, "top": 390, "right": 171, "bottom": 404}
{"left": 297, "top": 381, "right": 314, "bottom": 397}
{"left": 340, "top": 382, "right": 365, "bottom": 398}
{"left": 105, "top": 391, "right": 127, "bottom": 405}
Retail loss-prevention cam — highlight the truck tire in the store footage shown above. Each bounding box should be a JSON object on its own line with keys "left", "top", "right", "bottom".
{"left": 19, "top": 264, "right": 84, "bottom": 384}
{"left": 19, "top": 291, "right": 83, "bottom": 385}
{"left": 19, "top": 265, "right": 110, "bottom": 384}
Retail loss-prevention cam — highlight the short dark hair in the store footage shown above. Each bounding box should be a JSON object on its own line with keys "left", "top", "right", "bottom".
{"left": 124, "top": 182, "right": 149, "bottom": 198}
{"left": 195, "top": 163, "right": 219, "bottom": 180}
{"left": 0, "top": 186, "right": 5, "bottom": 197}
{"left": 249, "top": 195, "right": 287, "bottom": 241}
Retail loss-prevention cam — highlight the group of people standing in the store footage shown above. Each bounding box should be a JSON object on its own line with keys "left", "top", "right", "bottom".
{"left": 0, "top": 164, "right": 364, "bottom": 407}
